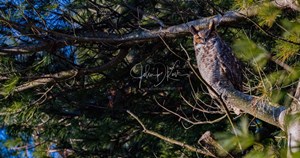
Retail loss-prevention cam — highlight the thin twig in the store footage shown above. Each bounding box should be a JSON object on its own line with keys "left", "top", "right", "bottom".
{"left": 126, "top": 110, "right": 216, "bottom": 157}
{"left": 154, "top": 97, "right": 227, "bottom": 125}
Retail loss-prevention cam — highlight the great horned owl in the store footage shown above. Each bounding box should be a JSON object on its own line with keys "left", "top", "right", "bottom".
{"left": 190, "top": 20, "right": 243, "bottom": 106}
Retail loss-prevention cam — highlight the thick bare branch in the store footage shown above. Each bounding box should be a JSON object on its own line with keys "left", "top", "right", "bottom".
{"left": 222, "top": 89, "right": 286, "bottom": 129}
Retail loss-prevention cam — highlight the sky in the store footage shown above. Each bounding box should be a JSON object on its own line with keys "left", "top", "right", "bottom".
{"left": 0, "top": 128, "right": 64, "bottom": 157}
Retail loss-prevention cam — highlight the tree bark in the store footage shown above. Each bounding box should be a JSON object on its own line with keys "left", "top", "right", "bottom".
{"left": 222, "top": 89, "right": 285, "bottom": 129}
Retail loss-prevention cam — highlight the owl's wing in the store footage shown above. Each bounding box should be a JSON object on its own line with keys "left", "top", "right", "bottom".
{"left": 218, "top": 43, "right": 243, "bottom": 91}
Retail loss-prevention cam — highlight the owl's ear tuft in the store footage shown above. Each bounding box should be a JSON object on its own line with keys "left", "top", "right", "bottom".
{"left": 208, "top": 20, "right": 215, "bottom": 31}
{"left": 190, "top": 25, "right": 198, "bottom": 35}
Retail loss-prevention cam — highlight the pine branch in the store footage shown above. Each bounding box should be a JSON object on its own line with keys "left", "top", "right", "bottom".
{"left": 13, "top": 48, "right": 129, "bottom": 93}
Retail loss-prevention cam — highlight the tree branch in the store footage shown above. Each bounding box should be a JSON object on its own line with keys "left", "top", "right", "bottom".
{"left": 0, "top": 42, "right": 68, "bottom": 55}
{"left": 13, "top": 48, "right": 129, "bottom": 93}
{"left": 222, "top": 89, "right": 286, "bottom": 129}
{"left": 44, "top": 1, "right": 298, "bottom": 45}
{"left": 199, "top": 131, "right": 233, "bottom": 157}
{"left": 14, "top": 70, "right": 78, "bottom": 92}
{"left": 154, "top": 97, "right": 227, "bottom": 125}
{"left": 0, "top": 1, "right": 298, "bottom": 55}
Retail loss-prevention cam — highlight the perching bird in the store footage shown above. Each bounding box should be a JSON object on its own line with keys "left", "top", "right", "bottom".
{"left": 190, "top": 20, "right": 243, "bottom": 114}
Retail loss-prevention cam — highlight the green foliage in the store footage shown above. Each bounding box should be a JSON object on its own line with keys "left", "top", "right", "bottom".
{"left": 0, "top": 76, "right": 19, "bottom": 97}
{"left": 6, "top": 101, "right": 23, "bottom": 113}
{"left": 216, "top": 118, "right": 255, "bottom": 155}
{"left": 257, "top": 3, "right": 282, "bottom": 27}
{"left": 33, "top": 144, "right": 48, "bottom": 158}
{"left": 233, "top": 35, "right": 268, "bottom": 72}
{"left": 216, "top": 118, "right": 283, "bottom": 157}
{"left": 244, "top": 145, "right": 280, "bottom": 158}
{"left": 290, "top": 151, "right": 300, "bottom": 158}
{"left": 233, "top": 0, "right": 255, "bottom": 9}
{"left": 275, "top": 20, "right": 300, "bottom": 62}
{"left": 4, "top": 137, "right": 23, "bottom": 148}
{"left": 233, "top": 24, "right": 300, "bottom": 104}
{"left": 260, "top": 70, "right": 299, "bottom": 104}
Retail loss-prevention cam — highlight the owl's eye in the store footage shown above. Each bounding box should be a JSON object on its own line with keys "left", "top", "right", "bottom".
{"left": 194, "top": 35, "right": 206, "bottom": 44}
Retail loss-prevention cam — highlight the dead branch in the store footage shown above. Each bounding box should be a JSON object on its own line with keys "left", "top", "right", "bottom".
{"left": 199, "top": 131, "right": 233, "bottom": 158}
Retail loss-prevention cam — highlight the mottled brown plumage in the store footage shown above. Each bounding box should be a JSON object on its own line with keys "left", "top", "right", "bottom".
{"left": 191, "top": 20, "right": 243, "bottom": 115}
{"left": 191, "top": 21, "right": 243, "bottom": 95}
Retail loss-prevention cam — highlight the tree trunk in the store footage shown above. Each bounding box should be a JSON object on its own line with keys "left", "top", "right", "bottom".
{"left": 280, "top": 80, "right": 300, "bottom": 157}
